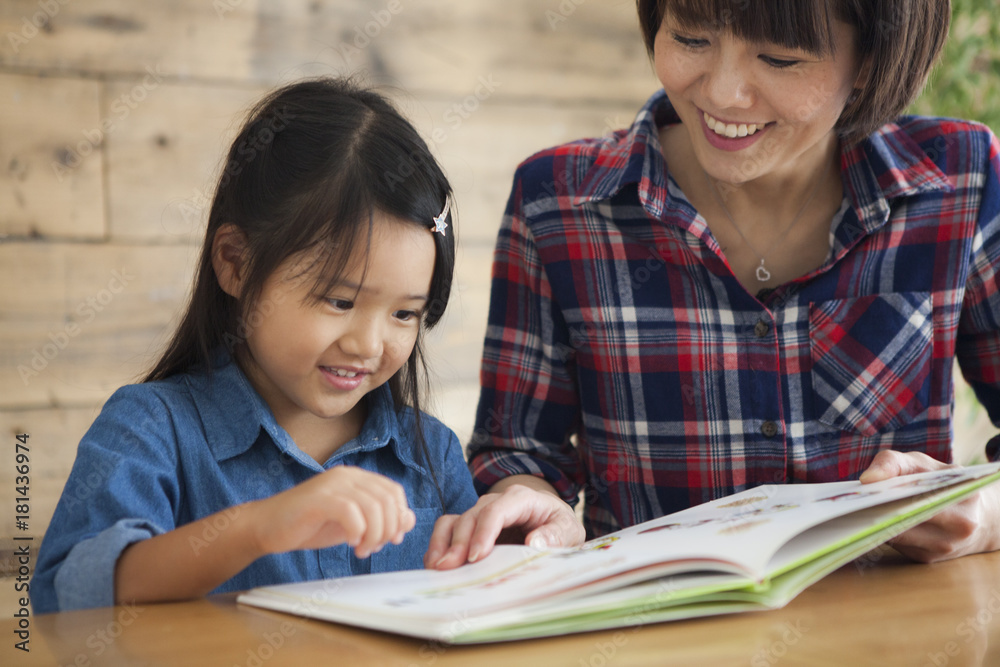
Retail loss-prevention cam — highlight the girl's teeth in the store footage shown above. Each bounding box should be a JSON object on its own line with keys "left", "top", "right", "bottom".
{"left": 329, "top": 368, "right": 358, "bottom": 378}
{"left": 704, "top": 112, "right": 761, "bottom": 138}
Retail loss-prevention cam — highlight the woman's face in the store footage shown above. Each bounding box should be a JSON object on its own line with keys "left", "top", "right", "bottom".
{"left": 653, "top": 10, "right": 862, "bottom": 186}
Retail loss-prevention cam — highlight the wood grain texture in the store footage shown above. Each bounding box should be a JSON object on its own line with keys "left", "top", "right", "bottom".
{"left": 104, "top": 80, "right": 266, "bottom": 243}
{"left": 0, "top": 73, "right": 105, "bottom": 239}
{"left": 0, "top": 1, "right": 655, "bottom": 100}
{"left": 0, "top": 242, "right": 198, "bottom": 409}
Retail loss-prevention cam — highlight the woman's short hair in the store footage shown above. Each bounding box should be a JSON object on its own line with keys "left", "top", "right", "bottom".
{"left": 636, "top": 0, "right": 951, "bottom": 142}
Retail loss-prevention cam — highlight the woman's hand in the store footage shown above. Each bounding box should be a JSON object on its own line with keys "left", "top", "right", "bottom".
{"left": 424, "top": 477, "right": 585, "bottom": 570}
{"left": 860, "top": 450, "right": 1000, "bottom": 562}
{"left": 252, "top": 466, "right": 416, "bottom": 559}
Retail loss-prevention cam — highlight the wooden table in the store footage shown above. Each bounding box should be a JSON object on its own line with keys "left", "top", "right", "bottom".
{"left": 5, "top": 549, "right": 1000, "bottom": 667}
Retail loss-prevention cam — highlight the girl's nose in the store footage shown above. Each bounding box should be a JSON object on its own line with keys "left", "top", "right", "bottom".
{"left": 340, "top": 317, "right": 383, "bottom": 359}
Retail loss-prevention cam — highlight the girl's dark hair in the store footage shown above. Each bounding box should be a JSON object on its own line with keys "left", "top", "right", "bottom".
{"left": 636, "top": 0, "right": 951, "bottom": 143}
{"left": 145, "top": 77, "right": 454, "bottom": 504}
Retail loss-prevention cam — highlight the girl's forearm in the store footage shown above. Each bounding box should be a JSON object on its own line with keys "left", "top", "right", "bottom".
{"left": 113, "top": 502, "right": 263, "bottom": 604}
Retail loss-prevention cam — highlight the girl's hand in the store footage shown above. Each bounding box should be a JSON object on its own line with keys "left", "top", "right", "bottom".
{"left": 424, "top": 481, "right": 584, "bottom": 570}
{"left": 115, "top": 466, "right": 413, "bottom": 604}
{"left": 860, "top": 450, "right": 1000, "bottom": 562}
{"left": 251, "top": 466, "right": 416, "bottom": 559}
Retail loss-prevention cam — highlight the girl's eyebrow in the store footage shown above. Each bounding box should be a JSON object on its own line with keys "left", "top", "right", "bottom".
{"left": 335, "top": 279, "right": 429, "bottom": 302}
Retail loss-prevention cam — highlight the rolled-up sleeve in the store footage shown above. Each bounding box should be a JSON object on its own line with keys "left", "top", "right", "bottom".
{"left": 52, "top": 518, "right": 165, "bottom": 611}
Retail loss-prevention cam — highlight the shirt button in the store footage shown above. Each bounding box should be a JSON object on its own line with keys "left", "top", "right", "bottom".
{"left": 761, "top": 421, "right": 780, "bottom": 438}
{"left": 754, "top": 321, "right": 770, "bottom": 338}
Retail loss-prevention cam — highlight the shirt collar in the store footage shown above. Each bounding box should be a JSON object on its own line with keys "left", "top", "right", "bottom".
{"left": 185, "top": 350, "right": 422, "bottom": 474}
{"left": 573, "top": 90, "right": 954, "bottom": 231}
{"left": 840, "top": 120, "right": 955, "bottom": 236}
{"left": 573, "top": 90, "right": 674, "bottom": 217}
{"left": 340, "top": 382, "right": 430, "bottom": 478}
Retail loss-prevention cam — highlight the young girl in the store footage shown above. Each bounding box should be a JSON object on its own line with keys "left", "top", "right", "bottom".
{"left": 32, "top": 78, "right": 477, "bottom": 613}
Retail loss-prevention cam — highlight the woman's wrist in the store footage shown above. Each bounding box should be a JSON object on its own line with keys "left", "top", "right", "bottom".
{"left": 490, "top": 474, "right": 560, "bottom": 498}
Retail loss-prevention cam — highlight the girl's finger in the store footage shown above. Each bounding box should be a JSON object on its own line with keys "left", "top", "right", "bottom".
{"left": 349, "top": 489, "right": 384, "bottom": 558}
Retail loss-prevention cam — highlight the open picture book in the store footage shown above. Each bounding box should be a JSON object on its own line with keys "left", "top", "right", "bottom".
{"left": 237, "top": 462, "right": 1000, "bottom": 644}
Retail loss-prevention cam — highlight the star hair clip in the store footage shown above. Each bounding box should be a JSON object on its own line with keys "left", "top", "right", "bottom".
{"left": 432, "top": 199, "right": 450, "bottom": 236}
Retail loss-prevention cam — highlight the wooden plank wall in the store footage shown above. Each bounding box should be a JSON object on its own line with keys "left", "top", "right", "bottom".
{"left": 0, "top": 0, "right": 656, "bottom": 549}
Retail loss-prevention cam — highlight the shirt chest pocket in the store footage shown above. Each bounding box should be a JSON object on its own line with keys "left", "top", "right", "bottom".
{"left": 808, "top": 293, "right": 933, "bottom": 436}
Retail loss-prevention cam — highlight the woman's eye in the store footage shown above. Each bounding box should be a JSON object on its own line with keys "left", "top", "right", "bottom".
{"left": 394, "top": 310, "right": 419, "bottom": 322}
{"left": 760, "top": 55, "right": 800, "bottom": 69}
{"left": 671, "top": 33, "right": 708, "bottom": 49}
{"left": 327, "top": 298, "right": 353, "bottom": 311}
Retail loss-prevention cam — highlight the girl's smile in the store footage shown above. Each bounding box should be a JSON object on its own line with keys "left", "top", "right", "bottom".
{"left": 319, "top": 365, "right": 372, "bottom": 391}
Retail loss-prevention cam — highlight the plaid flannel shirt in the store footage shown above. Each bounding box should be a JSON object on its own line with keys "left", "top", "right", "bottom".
{"left": 467, "top": 91, "right": 1000, "bottom": 538}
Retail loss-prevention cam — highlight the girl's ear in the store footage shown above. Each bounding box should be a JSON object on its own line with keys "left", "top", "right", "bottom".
{"left": 212, "top": 223, "right": 249, "bottom": 298}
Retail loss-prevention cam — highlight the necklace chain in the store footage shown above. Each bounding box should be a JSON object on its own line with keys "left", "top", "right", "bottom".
{"left": 705, "top": 160, "right": 832, "bottom": 283}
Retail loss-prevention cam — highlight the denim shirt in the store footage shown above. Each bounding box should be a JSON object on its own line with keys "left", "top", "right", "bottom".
{"left": 32, "top": 354, "right": 478, "bottom": 613}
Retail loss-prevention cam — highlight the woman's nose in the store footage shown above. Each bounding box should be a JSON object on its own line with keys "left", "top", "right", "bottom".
{"left": 703, "top": 53, "right": 754, "bottom": 111}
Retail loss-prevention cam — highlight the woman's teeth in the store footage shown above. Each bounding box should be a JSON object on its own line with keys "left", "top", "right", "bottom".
{"left": 327, "top": 368, "right": 358, "bottom": 378}
{"left": 704, "top": 112, "right": 764, "bottom": 138}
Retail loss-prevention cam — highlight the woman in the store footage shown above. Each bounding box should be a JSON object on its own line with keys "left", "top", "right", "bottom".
{"left": 426, "top": 0, "right": 1000, "bottom": 569}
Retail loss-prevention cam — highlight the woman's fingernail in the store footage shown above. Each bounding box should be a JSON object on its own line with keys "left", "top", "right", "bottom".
{"left": 468, "top": 546, "right": 481, "bottom": 563}
{"left": 529, "top": 535, "right": 548, "bottom": 550}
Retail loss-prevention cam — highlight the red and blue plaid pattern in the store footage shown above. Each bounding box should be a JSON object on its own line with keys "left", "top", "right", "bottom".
{"left": 468, "top": 91, "right": 1000, "bottom": 538}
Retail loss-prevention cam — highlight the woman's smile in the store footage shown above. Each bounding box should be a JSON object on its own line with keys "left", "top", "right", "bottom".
{"left": 698, "top": 108, "right": 774, "bottom": 151}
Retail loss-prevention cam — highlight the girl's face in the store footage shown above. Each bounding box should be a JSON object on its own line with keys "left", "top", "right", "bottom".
{"left": 653, "top": 11, "right": 861, "bottom": 186}
{"left": 239, "top": 213, "right": 436, "bottom": 440}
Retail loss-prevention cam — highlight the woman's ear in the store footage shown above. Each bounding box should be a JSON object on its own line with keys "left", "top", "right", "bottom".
{"left": 212, "top": 223, "right": 249, "bottom": 298}
{"left": 853, "top": 54, "right": 874, "bottom": 93}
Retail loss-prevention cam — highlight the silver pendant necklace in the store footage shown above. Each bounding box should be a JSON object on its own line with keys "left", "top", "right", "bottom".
{"left": 704, "top": 160, "right": 832, "bottom": 283}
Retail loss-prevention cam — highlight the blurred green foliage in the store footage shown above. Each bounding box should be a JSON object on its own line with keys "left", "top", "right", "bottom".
{"left": 910, "top": 0, "right": 1000, "bottom": 133}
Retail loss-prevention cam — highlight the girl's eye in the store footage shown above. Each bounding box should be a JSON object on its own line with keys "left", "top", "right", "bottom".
{"left": 760, "top": 55, "right": 800, "bottom": 69}
{"left": 671, "top": 33, "right": 708, "bottom": 49}
{"left": 394, "top": 310, "right": 420, "bottom": 322}
{"left": 327, "top": 298, "right": 353, "bottom": 311}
